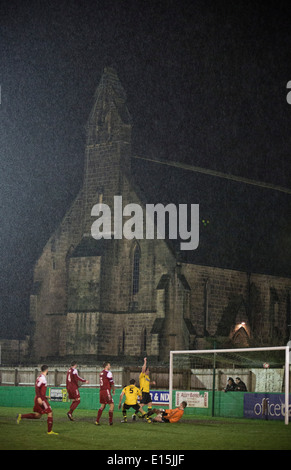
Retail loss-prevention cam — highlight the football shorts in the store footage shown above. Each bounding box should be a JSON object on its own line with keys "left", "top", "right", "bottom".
{"left": 100, "top": 389, "right": 114, "bottom": 404}
{"left": 33, "top": 396, "right": 52, "bottom": 415}
{"left": 67, "top": 386, "right": 80, "bottom": 400}
{"left": 140, "top": 392, "right": 152, "bottom": 405}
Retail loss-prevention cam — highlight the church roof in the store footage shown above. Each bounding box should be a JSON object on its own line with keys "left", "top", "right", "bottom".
{"left": 71, "top": 237, "right": 109, "bottom": 257}
{"left": 130, "top": 155, "right": 291, "bottom": 278}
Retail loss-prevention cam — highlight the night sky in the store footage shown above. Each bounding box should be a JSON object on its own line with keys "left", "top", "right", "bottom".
{"left": 1, "top": 0, "right": 291, "bottom": 339}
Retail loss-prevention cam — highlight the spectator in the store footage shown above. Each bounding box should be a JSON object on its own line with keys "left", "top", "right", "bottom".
{"left": 235, "top": 377, "right": 247, "bottom": 391}
{"left": 224, "top": 377, "right": 236, "bottom": 392}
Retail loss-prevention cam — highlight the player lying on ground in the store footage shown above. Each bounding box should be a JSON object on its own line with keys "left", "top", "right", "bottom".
{"left": 16, "top": 365, "right": 58, "bottom": 435}
{"left": 147, "top": 401, "right": 187, "bottom": 423}
{"left": 118, "top": 379, "right": 151, "bottom": 423}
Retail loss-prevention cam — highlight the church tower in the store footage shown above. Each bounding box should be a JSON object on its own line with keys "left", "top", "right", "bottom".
{"left": 81, "top": 66, "right": 132, "bottom": 235}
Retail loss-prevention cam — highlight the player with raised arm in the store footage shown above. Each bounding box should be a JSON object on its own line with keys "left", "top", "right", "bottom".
{"left": 16, "top": 365, "right": 58, "bottom": 435}
{"left": 139, "top": 357, "right": 156, "bottom": 418}
{"left": 95, "top": 361, "right": 115, "bottom": 425}
{"left": 66, "top": 361, "right": 89, "bottom": 421}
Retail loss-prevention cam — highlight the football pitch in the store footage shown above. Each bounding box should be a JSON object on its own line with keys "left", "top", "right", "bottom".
{"left": 1, "top": 407, "right": 291, "bottom": 451}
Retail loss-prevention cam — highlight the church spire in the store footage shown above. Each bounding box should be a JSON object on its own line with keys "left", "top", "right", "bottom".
{"left": 86, "top": 67, "right": 132, "bottom": 146}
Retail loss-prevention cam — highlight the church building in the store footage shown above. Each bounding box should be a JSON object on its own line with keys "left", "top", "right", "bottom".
{"left": 29, "top": 67, "right": 291, "bottom": 363}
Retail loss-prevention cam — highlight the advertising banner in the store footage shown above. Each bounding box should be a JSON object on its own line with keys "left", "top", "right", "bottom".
{"left": 49, "top": 388, "right": 68, "bottom": 402}
{"left": 175, "top": 391, "right": 208, "bottom": 408}
{"left": 149, "top": 390, "right": 170, "bottom": 405}
{"left": 244, "top": 393, "right": 291, "bottom": 420}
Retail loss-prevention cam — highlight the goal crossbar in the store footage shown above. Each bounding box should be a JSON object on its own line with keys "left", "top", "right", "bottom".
{"left": 169, "top": 346, "right": 290, "bottom": 425}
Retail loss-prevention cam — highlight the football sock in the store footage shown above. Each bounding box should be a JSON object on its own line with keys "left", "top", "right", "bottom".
{"left": 70, "top": 400, "right": 80, "bottom": 414}
{"left": 96, "top": 408, "right": 103, "bottom": 423}
{"left": 21, "top": 413, "right": 38, "bottom": 419}
{"left": 47, "top": 416, "right": 53, "bottom": 433}
{"left": 143, "top": 406, "right": 152, "bottom": 417}
{"left": 109, "top": 411, "right": 113, "bottom": 424}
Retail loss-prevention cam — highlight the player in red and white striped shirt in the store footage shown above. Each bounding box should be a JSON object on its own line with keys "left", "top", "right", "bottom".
{"left": 66, "top": 361, "right": 89, "bottom": 421}
{"left": 95, "top": 361, "right": 115, "bottom": 425}
{"left": 16, "top": 365, "right": 58, "bottom": 435}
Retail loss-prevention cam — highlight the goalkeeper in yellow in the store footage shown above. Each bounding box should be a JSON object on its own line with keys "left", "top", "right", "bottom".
{"left": 118, "top": 379, "right": 151, "bottom": 423}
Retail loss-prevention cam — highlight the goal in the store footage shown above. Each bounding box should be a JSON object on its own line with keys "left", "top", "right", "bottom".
{"left": 169, "top": 346, "right": 290, "bottom": 425}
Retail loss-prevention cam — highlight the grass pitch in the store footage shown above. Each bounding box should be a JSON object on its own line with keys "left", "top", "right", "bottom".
{"left": 1, "top": 407, "right": 291, "bottom": 451}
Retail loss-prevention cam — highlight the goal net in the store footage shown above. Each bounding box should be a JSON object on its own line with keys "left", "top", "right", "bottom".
{"left": 169, "top": 346, "right": 290, "bottom": 424}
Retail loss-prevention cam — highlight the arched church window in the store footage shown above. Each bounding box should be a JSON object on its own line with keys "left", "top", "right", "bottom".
{"left": 141, "top": 327, "right": 147, "bottom": 356}
{"left": 232, "top": 326, "right": 249, "bottom": 347}
{"left": 132, "top": 245, "right": 141, "bottom": 296}
{"left": 121, "top": 329, "right": 125, "bottom": 355}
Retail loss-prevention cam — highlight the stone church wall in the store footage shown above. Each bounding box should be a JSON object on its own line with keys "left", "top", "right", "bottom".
{"left": 183, "top": 263, "right": 291, "bottom": 345}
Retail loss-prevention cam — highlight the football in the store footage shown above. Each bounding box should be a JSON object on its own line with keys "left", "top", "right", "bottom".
{"left": 263, "top": 362, "right": 270, "bottom": 369}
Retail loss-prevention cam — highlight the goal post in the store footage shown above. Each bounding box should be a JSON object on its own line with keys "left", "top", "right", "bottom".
{"left": 169, "top": 346, "right": 290, "bottom": 425}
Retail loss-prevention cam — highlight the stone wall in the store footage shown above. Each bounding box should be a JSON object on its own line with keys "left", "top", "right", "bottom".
{"left": 0, "top": 337, "right": 30, "bottom": 366}
{"left": 183, "top": 263, "right": 291, "bottom": 345}
{"left": 68, "top": 256, "right": 101, "bottom": 312}
{"left": 65, "top": 311, "right": 159, "bottom": 359}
